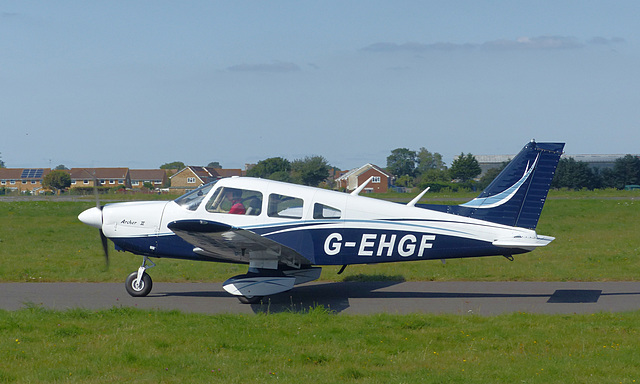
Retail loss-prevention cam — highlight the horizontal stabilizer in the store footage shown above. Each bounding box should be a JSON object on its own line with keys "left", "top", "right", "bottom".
{"left": 492, "top": 235, "right": 555, "bottom": 250}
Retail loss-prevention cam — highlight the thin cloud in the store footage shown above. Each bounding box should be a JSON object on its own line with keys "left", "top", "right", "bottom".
{"left": 588, "top": 36, "right": 625, "bottom": 45}
{"left": 363, "top": 36, "right": 598, "bottom": 54}
{"left": 227, "top": 61, "right": 301, "bottom": 73}
{"left": 483, "top": 36, "right": 583, "bottom": 50}
{"left": 362, "top": 42, "right": 475, "bottom": 53}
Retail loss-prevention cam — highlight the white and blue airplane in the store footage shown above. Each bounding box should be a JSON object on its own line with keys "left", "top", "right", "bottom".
{"left": 79, "top": 140, "right": 564, "bottom": 303}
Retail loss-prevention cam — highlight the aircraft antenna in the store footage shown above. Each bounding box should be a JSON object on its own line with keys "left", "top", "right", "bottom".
{"left": 407, "top": 187, "right": 430, "bottom": 207}
{"left": 351, "top": 176, "right": 374, "bottom": 196}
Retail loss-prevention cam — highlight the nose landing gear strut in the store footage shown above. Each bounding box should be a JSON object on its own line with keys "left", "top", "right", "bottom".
{"left": 125, "top": 256, "right": 156, "bottom": 297}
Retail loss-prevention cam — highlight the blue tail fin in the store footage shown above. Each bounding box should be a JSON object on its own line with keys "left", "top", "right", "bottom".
{"left": 419, "top": 141, "right": 564, "bottom": 229}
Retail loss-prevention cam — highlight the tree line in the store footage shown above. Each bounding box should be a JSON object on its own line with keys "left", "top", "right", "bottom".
{"left": 385, "top": 147, "right": 486, "bottom": 192}
{"left": 6, "top": 149, "right": 638, "bottom": 194}
{"left": 161, "top": 156, "right": 334, "bottom": 188}
{"left": 551, "top": 155, "right": 640, "bottom": 190}
{"left": 155, "top": 150, "right": 640, "bottom": 192}
{"left": 387, "top": 148, "right": 640, "bottom": 192}
{"left": 206, "top": 148, "right": 486, "bottom": 191}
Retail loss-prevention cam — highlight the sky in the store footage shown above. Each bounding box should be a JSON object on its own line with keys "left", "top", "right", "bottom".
{"left": 2, "top": 1, "right": 639, "bottom": 170}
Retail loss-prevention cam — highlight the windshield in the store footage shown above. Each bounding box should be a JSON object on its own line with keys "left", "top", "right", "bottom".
{"left": 174, "top": 181, "right": 217, "bottom": 211}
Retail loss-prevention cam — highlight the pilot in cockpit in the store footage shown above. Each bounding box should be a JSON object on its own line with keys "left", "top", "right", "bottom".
{"left": 225, "top": 189, "right": 246, "bottom": 215}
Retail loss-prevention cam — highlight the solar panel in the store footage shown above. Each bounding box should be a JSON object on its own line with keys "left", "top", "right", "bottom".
{"left": 20, "top": 169, "right": 44, "bottom": 179}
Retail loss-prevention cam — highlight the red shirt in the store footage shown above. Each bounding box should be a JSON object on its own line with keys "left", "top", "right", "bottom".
{"left": 229, "top": 201, "right": 246, "bottom": 214}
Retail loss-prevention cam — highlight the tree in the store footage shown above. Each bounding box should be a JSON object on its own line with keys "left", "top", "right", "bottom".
{"left": 551, "top": 157, "right": 600, "bottom": 190}
{"left": 418, "top": 168, "right": 450, "bottom": 183}
{"left": 246, "top": 157, "right": 291, "bottom": 180}
{"left": 603, "top": 155, "right": 640, "bottom": 189}
{"left": 416, "top": 147, "right": 446, "bottom": 174}
{"left": 160, "top": 161, "right": 185, "bottom": 170}
{"left": 551, "top": 158, "right": 601, "bottom": 190}
{"left": 290, "top": 156, "right": 331, "bottom": 187}
{"left": 207, "top": 161, "right": 221, "bottom": 168}
{"left": 414, "top": 147, "right": 448, "bottom": 187}
{"left": 449, "top": 153, "right": 481, "bottom": 182}
{"left": 395, "top": 174, "right": 414, "bottom": 188}
{"left": 386, "top": 148, "right": 417, "bottom": 178}
{"left": 477, "top": 161, "right": 509, "bottom": 190}
{"left": 42, "top": 170, "right": 71, "bottom": 193}
{"left": 55, "top": 164, "right": 68, "bottom": 170}
{"left": 0, "top": 152, "right": 4, "bottom": 168}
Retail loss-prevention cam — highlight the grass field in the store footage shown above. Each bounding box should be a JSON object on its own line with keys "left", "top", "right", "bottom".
{"left": 1, "top": 306, "right": 640, "bottom": 383}
{"left": 1, "top": 192, "right": 639, "bottom": 283}
{"left": 1, "top": 192, "right": 639, "bottom": 382}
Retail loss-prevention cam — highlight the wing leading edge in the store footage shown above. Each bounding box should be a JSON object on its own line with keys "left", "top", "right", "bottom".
{"left": 167, "top": 220, "right": 311, "bottom": 269}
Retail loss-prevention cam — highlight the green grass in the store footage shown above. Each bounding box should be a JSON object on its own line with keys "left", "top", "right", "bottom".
{"left": 1, "top": 306, "right": 639, "bottom": 383}
{"left": 1, "top": 194, "right": 639, "bottom": 282}
{"left": 2, "top": 193, "right": 640, "bottom": 383}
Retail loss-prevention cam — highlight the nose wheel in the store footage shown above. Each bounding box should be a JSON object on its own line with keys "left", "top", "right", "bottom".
{"left": 125, "top": 256, "right": 155, "bottom": 297}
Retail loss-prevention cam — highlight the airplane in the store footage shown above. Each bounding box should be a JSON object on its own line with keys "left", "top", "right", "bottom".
{"left": 78, "top": 140, "right": 564, "bottom": 304}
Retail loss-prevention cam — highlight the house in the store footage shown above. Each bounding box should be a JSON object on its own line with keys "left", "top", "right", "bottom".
{"left": 0, "top": 168, "right": 51, "bottom": 194}
{"left": 169, "top": 166, "right": 222, "bottom": 193}
{"left": 129, "top": 169, "right": 169, "bottom": 189}
{"left": 335, "top": 163, "right": 392, "bottom": 193}
{"left": 213, "top": 168, "right": 244, "bottom": 178}
{"left": 169, "top": 166, "right": 246, "bottom": 193}
{"left": 68, "top": 168, "right": 131, "bottom": 189}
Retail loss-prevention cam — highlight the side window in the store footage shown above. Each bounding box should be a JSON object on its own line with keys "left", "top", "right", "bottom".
{"left": 268, "top": 194, "right": 304, "bottom": 219}
{"left": 313, "top": 203, "right": 341, "bottom": 219}
{"left": 205, "top": 187, "right": 263, "bottom": 215}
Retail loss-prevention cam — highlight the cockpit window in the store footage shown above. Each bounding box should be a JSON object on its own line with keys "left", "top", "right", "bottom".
{"left": 174, "top": 182, "right": 217, "bottom": 211}
{"left": 268, "top": 194, "right": 304, "bottom": 219}
{"left": 205, "top": 187, "right": 263, "bottom": 216}
{"left": 313, "top": 203, "right": 341, "bottom": 219}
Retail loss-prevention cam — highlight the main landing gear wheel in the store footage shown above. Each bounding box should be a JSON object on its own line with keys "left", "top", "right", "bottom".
{"left": 125, "top": 271, "right": 153, "bottom": 297}
{"left": 238, "top": 296, "right": 263, "bottom": 304}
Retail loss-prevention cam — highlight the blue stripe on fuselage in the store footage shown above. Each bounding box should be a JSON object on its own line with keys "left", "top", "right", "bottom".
{"left": 264, "top": 226, "right": 521, "bottom": 265}
{"left": 111, "top": 224, "right": 526, "bottom": 266}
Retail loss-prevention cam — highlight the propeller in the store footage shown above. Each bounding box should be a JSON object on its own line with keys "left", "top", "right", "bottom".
{"left": 99, "top": 228, "right": 109, "bottom": 268}
{"left": 93, "top": 172, "right": 109, "bottom": 269}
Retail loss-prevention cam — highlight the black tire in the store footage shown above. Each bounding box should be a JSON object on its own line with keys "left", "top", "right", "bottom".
{"left": 125, "top": 271, "right": 153, "bottom": 297}
{"left": 238, "top": 296, "right": 263, "bottom": 304}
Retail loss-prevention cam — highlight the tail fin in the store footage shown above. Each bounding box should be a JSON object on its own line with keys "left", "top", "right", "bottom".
{"left": 420, "top": 140, "right": 564, "bottom": 229}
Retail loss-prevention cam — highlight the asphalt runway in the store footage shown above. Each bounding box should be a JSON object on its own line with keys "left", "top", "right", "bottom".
{"left": 2, "top": 281, "right": 640, "bottom": 315}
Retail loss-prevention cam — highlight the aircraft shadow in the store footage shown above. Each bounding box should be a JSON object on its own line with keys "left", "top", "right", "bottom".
{"left": 155, "top": 283, "right": 640, "bottom": 314}
{"left": 250, "top": 284, "right": 640, "bottom": 314}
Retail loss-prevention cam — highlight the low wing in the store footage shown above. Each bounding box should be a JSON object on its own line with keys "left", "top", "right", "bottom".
{"left": 167, "top": 220, "right": 310, "bottom": 269}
